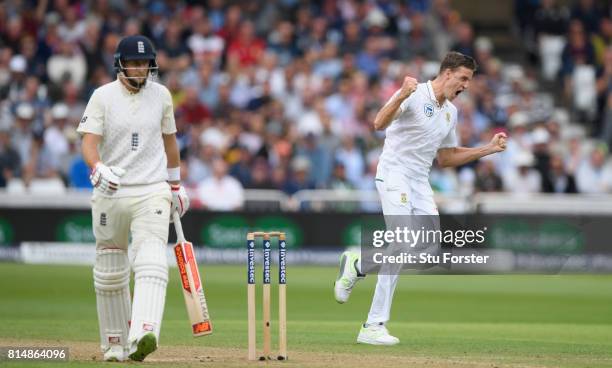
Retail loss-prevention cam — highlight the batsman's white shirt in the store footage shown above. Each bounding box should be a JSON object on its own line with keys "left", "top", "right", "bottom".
{"left": 376, "top": 80, "right": 458, "bottom": 215}
{"left": 77, "top": 80, "right": 177, "bottom": 197}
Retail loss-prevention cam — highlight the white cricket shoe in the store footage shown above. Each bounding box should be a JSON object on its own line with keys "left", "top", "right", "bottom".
{"left": 103, "top": 344, "right": 126, "bottom": 362}
{"left": 334, "top": 251, "right": 365, "bottom": 303}
{"left": 357, "top": 323, "right": 400, "bottom": 345}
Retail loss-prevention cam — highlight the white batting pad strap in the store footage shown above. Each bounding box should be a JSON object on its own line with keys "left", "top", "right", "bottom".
{"left": 129, "top": 239, "right": 168, "bottom": 345}
{"left": 93, "top": 249, "right": 131, "bottom": 352}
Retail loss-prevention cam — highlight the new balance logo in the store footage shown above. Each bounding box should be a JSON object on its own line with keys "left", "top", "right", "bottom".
{"left": 80, "top": 116, "right": 87, "bottom": 124}
{"left": 154, "top": 209, "right": 162, "bottom": 215}
{"left": 100, "top": 213, "right": 107, "bottom": 226}
{"left": 137, "top": 41, "right": 145, "bottom": 53}
{"left": 131, "top": 133, "right": 139, "bottom": 151}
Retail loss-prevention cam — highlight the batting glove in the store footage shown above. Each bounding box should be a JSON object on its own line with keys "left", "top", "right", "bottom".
{"left": 170, "top": 184, "right": 190, "bottom": 221}
{"left": 90, "top": 162, "right": 126, "bottom": 196}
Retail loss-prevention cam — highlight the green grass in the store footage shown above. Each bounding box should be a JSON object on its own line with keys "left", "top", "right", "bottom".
{"left": 0, "top": 263, "right": 611, "bottom": 367}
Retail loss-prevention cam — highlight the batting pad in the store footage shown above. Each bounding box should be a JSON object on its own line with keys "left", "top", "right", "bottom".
{"left": 93, "top": 249, "right": 131, "bottom": 352}
{"left": 129, "top": 238, "right": 168, "bottom": 345}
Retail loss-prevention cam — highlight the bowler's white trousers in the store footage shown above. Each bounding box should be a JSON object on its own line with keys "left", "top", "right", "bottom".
{"left": 366, "top": 165, "right": 438, "bottom": 325}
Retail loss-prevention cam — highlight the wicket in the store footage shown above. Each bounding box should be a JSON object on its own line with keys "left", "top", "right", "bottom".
{"left": 247, "top": 231, "right": 287, "bottom": 361}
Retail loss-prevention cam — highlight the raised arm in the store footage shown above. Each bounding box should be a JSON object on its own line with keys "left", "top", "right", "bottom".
{"left": 373, "top": 76, "right": 418, "bottom": 131}
{"left": 437, "top": 132, "right": 507, "bottom": 168}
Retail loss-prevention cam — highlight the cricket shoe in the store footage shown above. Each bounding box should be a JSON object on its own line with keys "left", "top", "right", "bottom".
{"left": 334, "top": 251, "right": 365, "bottom": 303}
{"left": 357, "top": 323, "right": 400, "bottom": 345}
{"left": 128, "top": 332, "right": 157, "bottom": 361}
{"left": 103, "top": 344, "right": 126, "bottom": 362}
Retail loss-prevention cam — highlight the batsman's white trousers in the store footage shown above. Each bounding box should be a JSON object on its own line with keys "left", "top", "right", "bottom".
{"left": 366, "top": 165, "right": 438, "bottom": 325}
{"left": 92, "top": 186, "right": 172, "bottom": 352}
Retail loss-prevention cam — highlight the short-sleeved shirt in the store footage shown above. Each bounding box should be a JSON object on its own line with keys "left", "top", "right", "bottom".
{"left": 378, "top": 80, "right": 458, "bottom": 181}
{"left": 77, "top": 80, "right": 176, "bottom": 196}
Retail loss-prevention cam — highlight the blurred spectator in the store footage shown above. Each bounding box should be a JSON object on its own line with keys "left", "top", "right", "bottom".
{"left": 283, "top": 156, "right": 315, "bottom": 195}
{"left": 157, "top": 19, "right": 190, "bottom": 72}
{"left": 570, "top": 0, "right": 602, "bottom": 35}
{"left": 0, "top": 126, "right": 20, "bottom": 187}
{"left": 329, "top": 161, "right": 353, "bottom": 190}
{"left": 227, "top": 21, "right": 265, "bottom": 68}
{"left": 11, "top": 103, "right": 35, "bottom": 166}
{"left": 531, "top": 128, "right": 552, "bottom": 183}
{"left": 401, "top": 13, "right": 437, "bottom": 61}
{"left": 355, "top": 37, "right": 380, "bottom": 78}
{"left": 474, "top": 159, "right": 503, "bottom": 192}
{"left": 534, "top": 0, "right": 570, "bottom": 38}
{"left": 502, "top": 151, "right": 542, "bottom": 193}
{"left": 335, "top": 136, "right": 364, "bottom": 188}
{"left": 57, "top": 6, "right": 86, "bottom": 42}
{"left": 187, "top": 16, "right": 225, "bottom": 64}
{"left": 22, "top": 131, "right": 60, "bottom": 186}
{"left": 187, "top": 144, "right": 217, "bottom": 186}
{"left": 245, "top": 158, "right": 274, "bottom": 189}
{"left": 47, "top": 41, "right": 87, "bottom": 89}
{"left": 177, "top": 86, "right": 211, "bottom": 125}
{"left": 197, "top": 158, "right": 245, "bottom": 211}
{"left": 268, "top": 21, "right": 300, "bottom": 67}
{"left": 592, "top": 18, "right": 612, "bottom": 65}
{"left": 43, "top": 103, "right": 70, "bottom": 171}
{"left": 576, "top": 146, "right": 612, "bottom": 193}
{"left": 451, "top": 22, "right": 475, "bottom": 58}
{"left": 561, "top": 20, "right": 596, "bottom": 76}
{"left": 542, "top": 154, "right": 577, "bottom": 193}
{"left": 340, "top": 21, "right": 363, "bottom": 55}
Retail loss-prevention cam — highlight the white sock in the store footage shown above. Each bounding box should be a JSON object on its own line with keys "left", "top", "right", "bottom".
{"left": 129, "top": 239, "right": 168, "bottom": 345}
{"left": 94, "top": 249, "right": 131, "bottom": 352}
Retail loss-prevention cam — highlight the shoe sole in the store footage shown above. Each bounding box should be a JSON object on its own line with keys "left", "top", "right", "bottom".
{"left": 357, "top": 335, "right": 400, "bottom": 346}
{"left": 128, "top": 333, "right": 157, "bottom": 361}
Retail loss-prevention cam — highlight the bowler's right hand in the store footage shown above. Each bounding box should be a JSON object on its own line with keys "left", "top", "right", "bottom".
{"left": 90, "top": 162, "right": 125, "bottom": 195}
{"left": 399, "top": 76, "right": 418, "bottom": 99}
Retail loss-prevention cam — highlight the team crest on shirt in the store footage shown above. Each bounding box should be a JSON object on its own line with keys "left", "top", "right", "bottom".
{"left": 446, "top": 112, "right": 451, "bottom": 123}
{"left": 424, "top": 103, "right": 434, "bottom": 117}
{"left": 400, "top": 193, "right": 408, "bottom": 204}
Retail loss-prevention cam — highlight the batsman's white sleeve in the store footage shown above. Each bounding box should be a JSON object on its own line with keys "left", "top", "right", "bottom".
{"left": 161, "top": 86, "right": 177, "bottom": 135}
{"left": 77, "top": 89, "right": 105, "bottom": 136}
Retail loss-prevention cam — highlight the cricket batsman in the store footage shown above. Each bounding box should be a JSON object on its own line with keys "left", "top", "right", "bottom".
{"left": 77, "top": 35, "right": 189, "bottom": 361}
{"left": 334, "top": 52, "right": 507, "bottom": 345}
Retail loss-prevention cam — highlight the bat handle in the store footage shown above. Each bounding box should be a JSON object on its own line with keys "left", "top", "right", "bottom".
{"left": 173, "top": 211, "right": 186, "bottom": 243}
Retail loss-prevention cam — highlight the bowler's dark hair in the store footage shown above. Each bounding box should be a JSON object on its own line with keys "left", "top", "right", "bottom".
{"left": 439, "top": 52, "right": 477, "bottom": 74}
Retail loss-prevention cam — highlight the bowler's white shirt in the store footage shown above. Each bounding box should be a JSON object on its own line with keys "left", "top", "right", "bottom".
{"left": 77, "top": 80, "right": 176, "bottom": 197}
{"left": 378, "top": 81, "right": 458, "bottom": 181}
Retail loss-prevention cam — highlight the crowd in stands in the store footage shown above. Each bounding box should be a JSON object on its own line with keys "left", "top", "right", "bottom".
{"left": 0, "top": 0, "right": 611, "bottom": 210}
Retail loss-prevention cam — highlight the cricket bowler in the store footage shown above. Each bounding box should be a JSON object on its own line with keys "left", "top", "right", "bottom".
{"left": 77, "top": 35, "right": 189, "bottom": 361}
{"left": 334, "top": 52, "right": 507, "bottom": 345}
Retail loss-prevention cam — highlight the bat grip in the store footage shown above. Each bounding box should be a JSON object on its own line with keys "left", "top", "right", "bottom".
{"left": 173, "top": 211, "right": 186, "bottom": 243}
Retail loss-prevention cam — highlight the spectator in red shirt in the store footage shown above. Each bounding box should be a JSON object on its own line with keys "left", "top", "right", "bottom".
{"left": 227, "top": 20, "right": 265, "bottom": 68}
{"left": 176, "top": 86, "right": 211, "bottom": 126}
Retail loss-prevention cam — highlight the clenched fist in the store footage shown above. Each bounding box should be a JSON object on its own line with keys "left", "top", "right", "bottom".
{"left": 489, "top": 132, "right": 508, "bottom": 153}
{"left": 398, "top": 76, "right": 418, "bottom": 99}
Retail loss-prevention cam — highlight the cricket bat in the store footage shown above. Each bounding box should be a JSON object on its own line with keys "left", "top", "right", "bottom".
{"left": 173, "top": 211, "right": 213, "bottom": 336}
